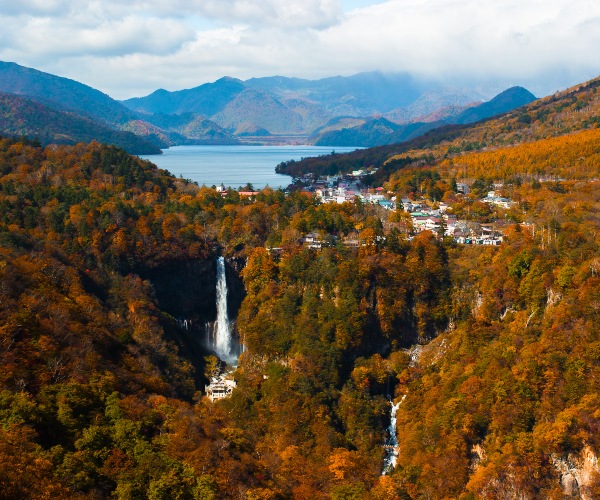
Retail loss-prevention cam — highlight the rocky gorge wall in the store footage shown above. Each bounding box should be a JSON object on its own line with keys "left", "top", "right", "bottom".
{"left": 138, "top": 257, "right": 245, "bottom": 324}
{"left": 134, "top": 257, "right": 245, "bottom": 385}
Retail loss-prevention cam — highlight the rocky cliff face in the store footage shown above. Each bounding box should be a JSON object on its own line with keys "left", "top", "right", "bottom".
{"left": 552, "top": 446, "right": 600, "bottom": 499}
{"left": 138, "top": 258, "right": 245, "bottom": 323}
{"left": 134, "top": 257, "right": 246, "bottom": 384}
{"left": 467, "top": 443, "right": 600, "bottom": 499}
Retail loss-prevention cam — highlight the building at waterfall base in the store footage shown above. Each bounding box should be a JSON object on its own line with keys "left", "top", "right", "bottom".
{"left": 205, "top": 377, "right": 237, "bottom": 402}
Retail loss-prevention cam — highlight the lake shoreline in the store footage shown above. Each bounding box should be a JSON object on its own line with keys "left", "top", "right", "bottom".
{"left": 140, "top": 145, "right": 360, "bottom": 190}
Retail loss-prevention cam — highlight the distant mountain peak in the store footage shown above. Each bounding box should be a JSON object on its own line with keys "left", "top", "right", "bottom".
{"left": 489, "top": 86, "right": 537, "bottom": 102}
{"left": 449, "top": 86, "right": 537, "bottom": 125}
{"left": 216, "top": 76, "right": 244, "bottom": 84}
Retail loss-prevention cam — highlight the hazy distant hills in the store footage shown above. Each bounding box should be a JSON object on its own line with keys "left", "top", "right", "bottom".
{"left": 0, "top": 61, "right": 239, "bottom": 151}
{"left": 0, "top": 60, "right": 538, "bottom": 152}
{"left": 245, "top": 72, "right": 428, "bottom": 115}
{"left": 124, "top": 73, "right": 429, "bottom": 120}
{"left": 0, "top": 92, "right": 161, "bottom": 154}
{"left": 277, "top": 75, "right": 598, "bottom": 180}
{"left": 122, "top": 73, "right": 493, "bottom": 139}
{"left": 314, "top": 86, "right": 537, "bottom": 146}
{"left": 383, "top": 88, "right": 481, "bottom": 123}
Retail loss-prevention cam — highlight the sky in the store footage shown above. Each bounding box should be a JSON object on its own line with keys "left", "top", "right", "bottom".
{"left": 0, "top": 0, "right": 598, "bottom": 99}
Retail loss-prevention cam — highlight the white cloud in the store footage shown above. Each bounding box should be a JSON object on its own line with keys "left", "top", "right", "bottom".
{"left": 0, "top": 0, "right": 598, "bottom": 99}
{"left": 1, "top": 0, "right": 342, "bottom": 29}
{"left": 7, "top": 15, "right": 193, "bottom": 58}
{"left": 0, "top": 0, "right": 71, "bottom": 16}
{"left": 166, "top": 0, "right": 343, "bottom": 29}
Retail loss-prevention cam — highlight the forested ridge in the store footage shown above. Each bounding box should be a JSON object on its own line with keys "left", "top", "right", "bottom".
{"left": 0, "top": 69, "right": 599, "bottom": 499}
{"left": 312, "top": 86, "right": 537, "bottom": 147}
{"left": 277, "top": 74, "right": 600, "bottom": 184}
{"left": 0, "top": 93, "right": 161, "bottom": 154}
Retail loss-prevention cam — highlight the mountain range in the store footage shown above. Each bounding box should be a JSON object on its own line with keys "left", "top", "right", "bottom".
{"left": 0, "top": 92, "right": 161, "bottom": 154}
{"left": 276, "top": 74, "right": 600, "bottom": 182}
{"left": 312, "top": 86, "right": 537, "bottom": 146}
{"left": 123, "top": 73, "right": 520, "bottom": 142}
{"left": 0, "top": 61, "right": 537, "bottom": 152}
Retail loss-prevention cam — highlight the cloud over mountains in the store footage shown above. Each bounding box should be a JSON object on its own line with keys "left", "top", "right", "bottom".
{"left": 0, "top": 0, "right": 598, "bottom": 99}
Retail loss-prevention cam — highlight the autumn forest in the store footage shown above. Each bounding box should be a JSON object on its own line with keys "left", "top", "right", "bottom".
{"left": 0, "top": 74, "right": 599, "bottom": 499}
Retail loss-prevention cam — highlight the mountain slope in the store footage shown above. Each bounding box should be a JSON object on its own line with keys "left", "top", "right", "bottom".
{"left": 212, "top": 88, "right": 305, "bottom": 134}
{"left": 122, "top": 77, "right": 247, "bottom": 116}
{"left": 0, "top": 92, "right": 161, "bottom": 154}
{"left": 313, "top": 117, "right": 441, "bottom": 147}
{"left": 313, "top": 86, "right": 537, "bottom": 147}
{"left": 124, "top": 79, "right": 312, "bottom": 135}
{"left": 449, "top": 86, "right": 536, "bottom": 124}
{"left": 277, "top": 75, "right": 599, "bottom": 181}
{"left": 0, "top": 61, "right": 137, "bottom": 125}
{"left": 124, "top": 113, "right": 240, "bottom": 146}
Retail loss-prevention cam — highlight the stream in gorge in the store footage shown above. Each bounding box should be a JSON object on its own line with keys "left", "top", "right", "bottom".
{"left": 382, "top": 395, "right": 406, "bottom": 475}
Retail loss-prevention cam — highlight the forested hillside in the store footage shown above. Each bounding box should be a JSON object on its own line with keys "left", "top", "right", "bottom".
{"left": 0, "top": 61, "right": 238, "bottom": 151}
{"left": 0, "top": 73, "right": 599, "bottom": 499}
{"left": 0, "top": 61, "right": 137, "bottom": 125}
{"left": 278, "top": 75, "right": 600, "bottom": 182}
{"left": 0, "top": 93, "right": 161, "bottom": 154}
{"left": 312, "top": 87, "right": 536, "bottom": 147}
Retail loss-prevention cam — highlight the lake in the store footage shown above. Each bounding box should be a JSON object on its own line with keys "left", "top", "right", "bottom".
{"left": 139, "top": 145, "right": 360, "bottom": 189}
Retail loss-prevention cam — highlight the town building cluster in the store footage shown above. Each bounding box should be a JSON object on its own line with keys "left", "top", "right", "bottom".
{"left": 296, "top": 172, "right": 510, "bottom": 247}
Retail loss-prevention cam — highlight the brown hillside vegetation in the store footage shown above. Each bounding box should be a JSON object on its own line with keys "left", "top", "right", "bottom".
{"left": 0, "top": 76, "right": 599, "bottom": 498}
{"left": 386, "top": 75, "right": 600, "bottom": 166}
{"left": 392, "top": 180, "right": 600, "bottom": 498}
{"left": 438, "top": 128, "right": 600, "bottom": 180}
{"left": 279, "top": 75, "right": 600, "bottom": 182}
{"left": 385, "top": 128, "right": 600, "bottom": 197}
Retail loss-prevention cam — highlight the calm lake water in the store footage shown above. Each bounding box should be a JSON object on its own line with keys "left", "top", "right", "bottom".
{"left": 140, "top": 145, "right": 360, "bottom": 189}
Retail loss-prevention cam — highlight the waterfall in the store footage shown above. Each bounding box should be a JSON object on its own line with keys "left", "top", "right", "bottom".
{"left": 211, "top": 256, "right": 239, "bottom": 366}
{"left": 382, "top": 395, "right": 405, "bottom": 475}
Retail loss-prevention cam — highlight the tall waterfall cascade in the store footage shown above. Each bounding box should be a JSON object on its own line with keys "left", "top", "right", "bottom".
{"left": 215, "top": 257, "right": 230, "bottom": 358}
{"left": 209, "top": 256, "right": 240, "bottom": 366}
{"left": 382, "top": 395, "right": 406, "bottom": 475}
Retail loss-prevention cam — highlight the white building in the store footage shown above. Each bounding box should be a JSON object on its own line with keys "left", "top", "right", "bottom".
{"left": 482, "top": 192, "right": 514, "bottom": 209}
{"left": 205, "top": 377, "right": 237, "bottom": 402}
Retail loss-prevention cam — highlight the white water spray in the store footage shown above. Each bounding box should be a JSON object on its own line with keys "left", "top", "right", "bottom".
{"left": 382, "top": 395, "right": 405, "bottom": 475}
{"left": 214, "top": 257, "right": 232, "bottom": 361}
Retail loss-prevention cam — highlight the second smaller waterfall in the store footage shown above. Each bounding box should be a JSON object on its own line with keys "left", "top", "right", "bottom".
{"left": 382, "top": 395, "right": 405, "bottom": 475}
